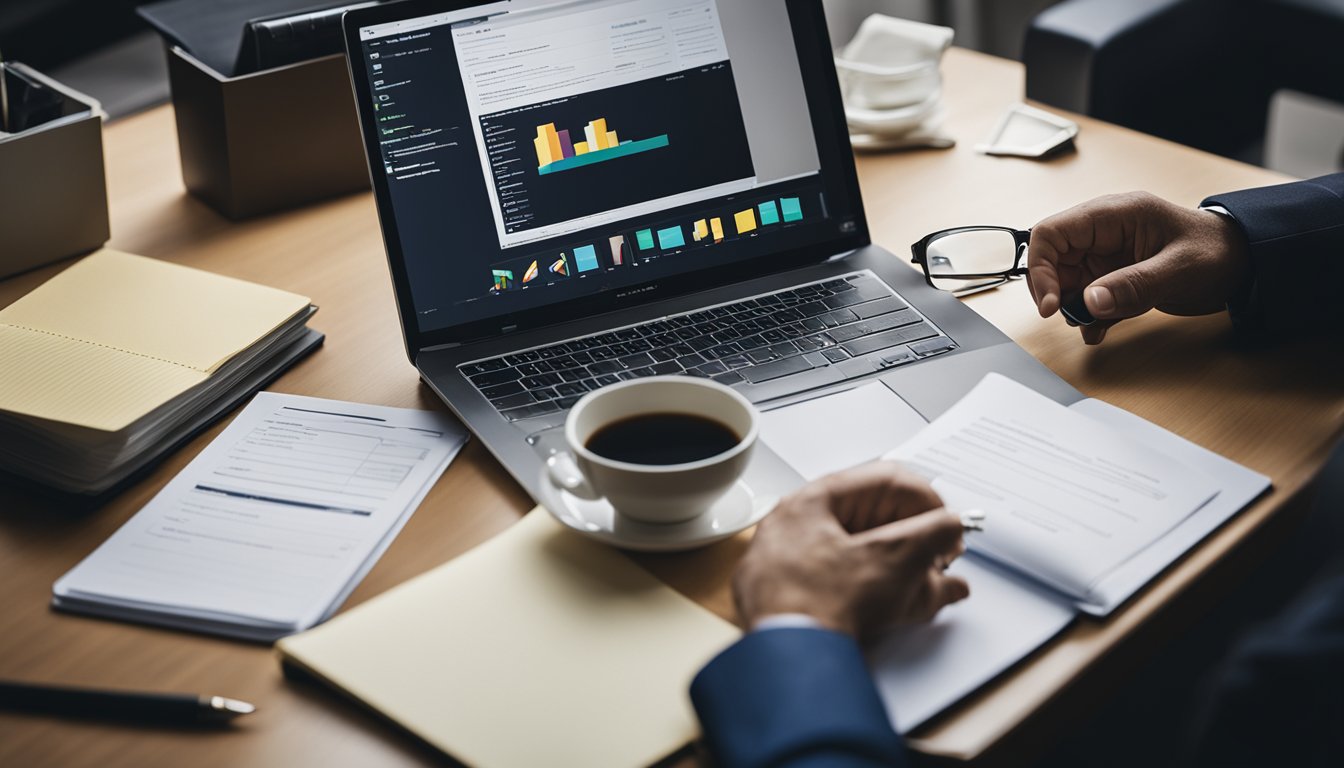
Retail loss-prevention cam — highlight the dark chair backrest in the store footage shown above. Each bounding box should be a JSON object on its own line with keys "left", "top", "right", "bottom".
{"left": 1024, "top": 0, "right": 1344, "bottom": 160}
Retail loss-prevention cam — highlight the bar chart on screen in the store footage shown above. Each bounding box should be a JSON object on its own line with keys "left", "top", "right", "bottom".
{"left": 533, "top": 118, "right": 670, "bottom": 176}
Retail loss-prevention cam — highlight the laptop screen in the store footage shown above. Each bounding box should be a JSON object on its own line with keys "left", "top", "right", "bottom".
{"left": 349, "top": 0, "right": 864, "bottom": 348}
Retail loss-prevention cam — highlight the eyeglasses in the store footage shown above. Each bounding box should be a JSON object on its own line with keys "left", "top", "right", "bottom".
{"left": 910, "top": 226, "right": 1031, "bottom": 296}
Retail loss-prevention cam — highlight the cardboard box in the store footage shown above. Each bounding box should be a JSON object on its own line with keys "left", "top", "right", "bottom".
{"left": 166, "top": 46, "right": 370, "bottom": 220}
{"left": 0, "top": 64, "right": 110, "bottom": 279}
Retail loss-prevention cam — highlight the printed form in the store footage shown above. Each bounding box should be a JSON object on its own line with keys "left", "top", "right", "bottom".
{"left": 53, "top": 393, "right": 469, "bottom": 641}
{"left": 885, "top": 373, "right": 1219, "bottom": 599}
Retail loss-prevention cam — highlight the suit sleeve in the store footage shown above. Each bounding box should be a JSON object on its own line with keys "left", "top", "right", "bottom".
{"left": 1186, "top": 565, "right": 1344, "bottom": 767}
{"left": 1201, "top": 173, "right": 1344, "bottom": 333}
{"left": 690, "top": 627, "right": 908, "bottom": 768}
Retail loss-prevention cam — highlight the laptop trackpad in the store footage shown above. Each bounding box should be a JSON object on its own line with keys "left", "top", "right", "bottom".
{"left": 879, "top": 342, "right": 1084, "bottom": 420}
{"left": 761, "top": 382, "right": 928, "bottom": 482}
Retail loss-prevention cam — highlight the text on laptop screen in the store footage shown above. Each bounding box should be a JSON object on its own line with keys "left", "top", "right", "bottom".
{"left": 357, "top": 0, "right": 853, "bottom": 336}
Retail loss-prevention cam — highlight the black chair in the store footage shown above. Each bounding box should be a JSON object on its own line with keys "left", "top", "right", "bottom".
{"left": 1022, "top": 0, "right": 1344, "bottom": 163}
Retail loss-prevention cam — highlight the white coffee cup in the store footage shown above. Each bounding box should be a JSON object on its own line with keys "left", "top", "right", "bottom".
{"left": 545, "top": 376, "right": 759, "bottom": 524}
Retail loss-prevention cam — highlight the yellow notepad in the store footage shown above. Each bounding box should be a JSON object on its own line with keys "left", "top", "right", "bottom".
{"left": 278, "top": 509, "right": 741, "bottom": 768}
{"left": 0, "top": 249, "right": 311, "bottom": 432}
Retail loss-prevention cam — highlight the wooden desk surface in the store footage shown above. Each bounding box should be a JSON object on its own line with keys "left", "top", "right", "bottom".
{"left": 1, "top": 48, "right": 1338, "bottom": 767}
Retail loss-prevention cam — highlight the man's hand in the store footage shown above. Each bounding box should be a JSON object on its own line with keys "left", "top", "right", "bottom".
{"left": 1026, "top": 192, "right": 1250, "bottom": 344}
{"left": 733, "top": 461, "right": 969, "bottom": 644}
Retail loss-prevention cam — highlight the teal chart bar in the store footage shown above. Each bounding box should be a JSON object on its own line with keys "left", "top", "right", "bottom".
{"left": 574, "top": 244, "right": 600, "bottom": 272}
{"left": 538, "top": 135, "right": 671, "bottom": 176}
{"left": 656, "top": 226, "right": 686, "bottom": 250}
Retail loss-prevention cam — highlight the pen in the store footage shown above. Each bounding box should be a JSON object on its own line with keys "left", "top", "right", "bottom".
{"left": 959, "top": 509, "right": 986, "bottom": 532}
{"left": 0, "top": 680, "right": 256, "bottom": 726}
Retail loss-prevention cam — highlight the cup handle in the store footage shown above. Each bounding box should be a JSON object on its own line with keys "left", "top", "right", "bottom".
{"left": 546, "top": 452, "right": 601, "bottom": 500}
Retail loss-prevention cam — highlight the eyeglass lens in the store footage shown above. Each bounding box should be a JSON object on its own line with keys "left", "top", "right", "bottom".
{"left": 925, "top": 229, "right": 1020, "bottom": 293}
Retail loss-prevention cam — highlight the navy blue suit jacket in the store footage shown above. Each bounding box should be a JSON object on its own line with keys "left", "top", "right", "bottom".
{"left": 1204, "top": 173, "right": 1344, "bottom": 333}
{"left": 691, "top": 174, "right": 1344, "bottom": 768}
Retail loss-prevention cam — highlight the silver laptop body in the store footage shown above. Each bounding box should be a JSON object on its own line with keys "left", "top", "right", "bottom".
{"left": 343, "top": 0, "right": 1079, "bottom": 501}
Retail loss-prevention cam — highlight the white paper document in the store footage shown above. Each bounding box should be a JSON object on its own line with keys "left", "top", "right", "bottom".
{"left": 53, "top": 393, "right": 469, "bottom": 641}
{"left": 1067, "top": 399, "right": 1270, "bottom": 614}
{"left": 871, "top": 555, "right": 1075, "bottom": 732}
{"left": 761, "top": 382, "right": 929, "bottom": 482}
{"left": 885, "top": 374, "right": 1219, "bottom": 602}
{"left": 762, "top": 373, "right": 1269, "bottom": 732}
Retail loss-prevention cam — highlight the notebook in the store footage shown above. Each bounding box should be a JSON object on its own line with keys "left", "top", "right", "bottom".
{"left": 0, "top": 248, "right": 321, "bottom": 494}
{"left": 277, "top": 508, "right": 741, "bottom": 768}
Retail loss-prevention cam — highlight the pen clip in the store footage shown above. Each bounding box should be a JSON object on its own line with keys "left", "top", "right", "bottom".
{"left": 959, "top": 509, "right": 986, "bottom": 532}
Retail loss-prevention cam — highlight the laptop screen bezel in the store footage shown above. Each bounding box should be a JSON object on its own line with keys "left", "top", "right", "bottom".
{"left": 343, "top": 0, "right": 869, "bottom": 359}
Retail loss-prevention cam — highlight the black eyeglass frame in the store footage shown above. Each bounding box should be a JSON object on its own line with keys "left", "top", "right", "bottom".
{"left": 909, "top": 226, "right": 1032, "bottom": 292}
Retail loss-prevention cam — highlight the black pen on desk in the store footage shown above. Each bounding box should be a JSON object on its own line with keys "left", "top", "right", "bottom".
{"left": 0, "top": 680, "right": 255, "bottom": 726}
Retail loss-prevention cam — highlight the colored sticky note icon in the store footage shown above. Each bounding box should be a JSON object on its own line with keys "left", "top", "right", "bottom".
{"left": 780, "top": 197, "right": 803, "bottom": 222}
{"left": 693, "top": 219, "right": 709, "bottom": 242}
{"left": 657, "top": 226, "right": 686, "bottom": 250}
{"left": 710, "top": 218, "right": 724, "bottom": 243}
{"left": 734, "top": 209, "right": 757, "bottom": 235}
{"left": 574, "top": 244, "right": 600, "bottom": 272}
{"left": 758, "top": 201, "right": 780, "bottom": 225}
{"left": 636, "top": 229, "right": 656, "bottom": 250}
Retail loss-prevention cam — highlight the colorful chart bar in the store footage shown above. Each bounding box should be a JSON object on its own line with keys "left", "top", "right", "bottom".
{"left": 574, "top": 244, "right": 600, "bottom": 272}
{"left": 492, "top": 269, "right": 513, "bottom": 291}
{"left": 734, "top": 208, "right": 757, "bottom": 235}
{"left": 636, "top": 229, "right": 656, "bottom": 250}
{"left": 781, "top": 197, "right": 803, "bottom": 222}
{"left": 758, "top": 201, "right": 780, "bottom": 226}
{"left": 657, "top": 226, "right": 686, "bottom": 250}
{"left": 549, "top": 254, "right": 569, "bottom": 277}
{"left": 538, "top": 135, "right": 669, "bottom": 176}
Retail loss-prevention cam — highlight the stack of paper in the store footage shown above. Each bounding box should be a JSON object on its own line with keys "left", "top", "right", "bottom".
{"left": 763, "top": 374, "right": 1270, "bottom": 732}
{"left": 0, "top": 249, "right": 323, "bottom": 495}
{"left": 52, "top": 393, "right": 469, "bottom": 641}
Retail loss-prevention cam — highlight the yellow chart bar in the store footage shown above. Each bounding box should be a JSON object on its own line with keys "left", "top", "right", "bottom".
{"left": 693, "top": 219, "right": 709, "bottom": 241}
{"left": 534, "top": 135, "right": 552, "bottom": 167}
{"left": 574, "top": 141, "right": 590, "bottom": 155}
{"left": 590, "top": 118, "right": 609, "bottom": 149}
{"left": 606, "top": 130, "right": 618, "bottom": 147}
{"left": 710, "top": 217, "right": 724, "bottom": 242}
{"left": 544, "top": 124, "right": 563, "bottom": 165}
{"left": 734, "top": 209, "right": 757, "bottom": 234}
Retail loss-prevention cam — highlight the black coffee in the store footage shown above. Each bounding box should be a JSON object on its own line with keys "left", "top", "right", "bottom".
{"left": 585, "top": 413, "right": 740, "bottom": 465}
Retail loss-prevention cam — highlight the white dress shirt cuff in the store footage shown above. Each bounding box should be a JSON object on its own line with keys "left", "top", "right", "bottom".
{"left": 751, "top": 613, "right": 828, "bottom": 633}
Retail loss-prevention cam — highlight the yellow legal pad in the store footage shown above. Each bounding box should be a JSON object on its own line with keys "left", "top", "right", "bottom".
{"left": 0, "top": 249, "right": 311, "bottom": 432}
{"left": 278, "top": 509, "right": 741, "bottom": 768}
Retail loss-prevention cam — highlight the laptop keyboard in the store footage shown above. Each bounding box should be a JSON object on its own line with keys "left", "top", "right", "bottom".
{"left": 459, "top": 272, "right": 956, "bottom": 422}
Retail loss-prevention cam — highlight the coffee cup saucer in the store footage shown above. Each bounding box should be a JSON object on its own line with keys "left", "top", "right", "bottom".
{"left": 537, "top": 468, "right": 776, "bottom": 552}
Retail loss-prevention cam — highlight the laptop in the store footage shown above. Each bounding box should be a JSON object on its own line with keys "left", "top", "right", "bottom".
{"left": 341, "top": 0, "right": 1079, "bottom": 501}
